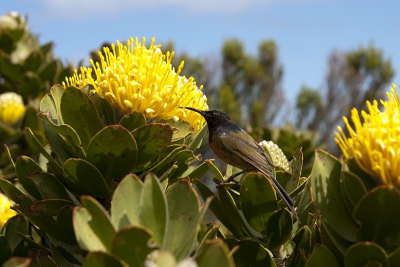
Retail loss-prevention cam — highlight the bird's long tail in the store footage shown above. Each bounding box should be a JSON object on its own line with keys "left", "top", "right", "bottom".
{"left": 268, "top": 177, "right": 301, "bottom": 224}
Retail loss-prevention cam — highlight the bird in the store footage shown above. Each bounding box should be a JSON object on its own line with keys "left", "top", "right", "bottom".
{"left": 185, "top": 107, "right": 300, "bottom": 223}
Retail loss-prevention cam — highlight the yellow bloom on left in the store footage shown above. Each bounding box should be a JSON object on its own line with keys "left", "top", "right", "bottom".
{"left": 63, "top": 37, "right": 208, "bottom": 132}
{"left": 0, "top": 92, "right": 25, "bottom": 125}
{"left": 335, "top": 84, "right": 400, "bottom": 188}
{"left": 0, "top": 193, "right": 17, "bottom": 227}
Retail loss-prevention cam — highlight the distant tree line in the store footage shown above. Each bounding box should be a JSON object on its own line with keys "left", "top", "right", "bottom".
{"left": 90, "top": 39, "right": 395, "bottom": 155}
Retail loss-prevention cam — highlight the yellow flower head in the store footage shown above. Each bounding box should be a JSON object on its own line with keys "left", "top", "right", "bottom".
{"left": 0, "top": 92, "right": 25, "bottom": 125}
{"left": 335, "top": 84, "right": 400, "bottom": 188}
{"left": 259, "top": 140, "right": 290, "bottom": 171}
{"left": 0, "top": 193, "right": 17, "bottom": 227}
{"left": 63, "top": 37, "right": 208, "bottom": 131}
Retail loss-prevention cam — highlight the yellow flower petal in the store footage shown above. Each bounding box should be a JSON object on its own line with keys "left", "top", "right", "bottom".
{"left": 335, "top": 83, "right": 400, "bottom": 188}
{"left": 0, "top": 92, "right": 25, "bottom": 125}
{"left": 63, "top": 37, "right": 208, "bottom": 131}
{"left": 0, "top": 193, "right": 17, "bottom": 227}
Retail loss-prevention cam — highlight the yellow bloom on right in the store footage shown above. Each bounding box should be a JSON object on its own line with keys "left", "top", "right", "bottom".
{"left": 335, "top": 84, "right": 400, "bottom": 188}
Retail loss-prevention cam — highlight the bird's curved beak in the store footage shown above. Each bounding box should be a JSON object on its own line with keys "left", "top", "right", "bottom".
{"left": 184, "top": 107, "right": 206, "bottom": 116}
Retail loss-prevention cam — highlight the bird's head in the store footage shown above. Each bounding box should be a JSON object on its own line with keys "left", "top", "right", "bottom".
{"left": 185, "top": 107, "right": 233, "bottom": 129}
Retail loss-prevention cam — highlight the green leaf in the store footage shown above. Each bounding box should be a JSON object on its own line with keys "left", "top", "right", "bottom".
{"left": 196, "top": 239, "right": 235, "bottom": 267}
{"left": 29, "top": 199, "right": 73, "bottom": 216}
{"left": 27, "top": 172, "right": 72, "bottom": 201}
{"left": 319, "top": 219, "right": 352, "bottom": 258}
{"left": 1, "top": 215, "right": 28, "bottom": 252}
{"left": 86, "top": 252, "right": 128, "bottom": 267}
{"left": 139, "top": 173, "right": 167, "bottom": 247}
{"left": 15, "top": 156, "right": 42, "bottom": 200}
{"left": 341, "top": 171, "right": 368, "bottom": 211}
{"left": 40, "top": 93, "right": 58, "bottom": 124}
{"left": 204, "top": 160, "right": 224, "bottom": 182}
{"left": 345, "top": 242, "right": 389, "bottom": 267}
{"left": 63, "top": 158, "right": 110, "bottom": 198}
{"left": 165, "top": 119, "right": 194, "bottom": 141}
{"left": 0, "top": 235, "right": 12, "bottom": 265}
{"left": 131, "top": 124, "right": 173, "bottom": 167}
{"left": 24, "top": 128, "right": 63, "bottom": 176}
{"left": 186, "top": 123, "right": 208, "bottom": 151}
{"left": 111, "top": 174, "right": 144, "bottom": 229}
{"left": 166, "top": 150, "right": 198, "bottom": 184}
{"left": 389, "top": 245, "right": 400, "bottom": 267}
{"left": 82, "top": 196, "right": 115, "bottom": 248}
{"left": 240, "top": 173, "right": 277, "bottom": 234}
{"left": 296, "top": 178, "right": 314, "bottom": 224}
{"left": 195, "top": 224, "right": 220, "bottom": 258}
{"left": 192, "top": 179, "right": 253, "bottom": 239}
{"left": 15, "top": 196, "right": 75, "bottom": 245}
{"left": 50, "top": 242, "right": 80, "bottom": 267}
{"left": 119, "top": 112, "right": 145, "bottom": 131}
{"left": 1, "top": 257, "right": 31, "bottom": 267}
{"left": 353, "top": 185, "right": 400, "bottom": 251}
{"left": 17, "top": 234, "right": 49, "bottom": 254}
{"left": 185, "top": 162, "right": 211, "bottom": 181}
{"left": 224, "top": 239, "right": 276, "bottom": 267}
{"left": 22, "top": 107, "right": 42, "bottom": 133}
{"left": 50, "top": 85, "right": 65, "bottom": 124}
{"left": 0, "top": 179, "right": 25, "bottom": 205}
{"left": 306, "top": 244, "right": 339, "bottom": 267}
{"left": 73, "top": 196, "right": 115, "bottom": 252}
{"left": 265, "top": 208, "right": 293, "bottom": 250}
{"left": 289, "top": 226, "right": 312, "bottom": 267}
{"left": 164, "top": 179, "right": 200, "bottom": 260}
{"left": 90, "top": 93, "right": 116, "bottom": 126}
{"left": 275, "top": 171, "right": 291, "bottom": 191}
{"left": 3, "top": 145, "right": 16, "bottom": 170}
{"left": 57, "top": 205, "right": 76, "bottom": 240}
{"left": 111, "top": 226, "right": 155, "bottom": 267}
{"left": 39, "top": 111, "right": 85, "bottom": 163}
{"left": 145, "top": 145, "right": 186, "bottom": 174}
{"left": 60, "top": 86, "right": 103, "bottom": 150}
{"left": 345, "top": 158, "right": 377, "bottom": 191}
{"left": 86, "top": 125, "right": 137, "bottom": 182}
{"left": 286, "top": 147, "right": 302, "bottom": 192}
{"left": 48, "top": 237, "right": 81, "bottom": 265}
{"left": 310, "top": 149, "right": 358, "bottom": 242}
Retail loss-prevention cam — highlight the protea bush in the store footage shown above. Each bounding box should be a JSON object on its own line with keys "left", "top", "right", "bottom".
{"left": 308, "top": 84, "right": 400, "bottom": 267}
{"left": 0, "top": 33, "right": 399, "bottom": 267}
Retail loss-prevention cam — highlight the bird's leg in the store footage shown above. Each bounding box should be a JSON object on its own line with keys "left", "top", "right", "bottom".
{"left": 218, "top": 169, "right": 251, "bottom": 185}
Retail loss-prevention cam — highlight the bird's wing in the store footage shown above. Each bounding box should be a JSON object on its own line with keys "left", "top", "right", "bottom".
{"left": 217, "top": 132, "right": 274, "bottom": 177}
{"left": 218, "top": 132, "right": 301, "bottom": 223}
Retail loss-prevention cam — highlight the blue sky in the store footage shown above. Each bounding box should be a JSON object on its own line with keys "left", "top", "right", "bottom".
{"left": 2, "top": 0, "right": 400, "bottom": 115}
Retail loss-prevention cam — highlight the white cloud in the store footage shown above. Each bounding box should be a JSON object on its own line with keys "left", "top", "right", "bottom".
{"left": 39, "top": 0, "right": 284, "bottom": 18}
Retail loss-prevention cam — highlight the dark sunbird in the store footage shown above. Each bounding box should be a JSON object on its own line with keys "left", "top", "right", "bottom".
{"left": 185, "top": 107, "right": 300, "bottom": 223}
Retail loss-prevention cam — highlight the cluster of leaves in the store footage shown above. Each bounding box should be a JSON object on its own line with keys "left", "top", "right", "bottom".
{"left": 0, "top": 12, "right": 76, "bottom": 181}
{"left": 310, "top": 150, "right": 400, "bottom": 266}
{"left": 0, "top": 84, "right": 219, "bottom": 266}
{"left": 0, "top": 83, "right": 326, "bottom": 267}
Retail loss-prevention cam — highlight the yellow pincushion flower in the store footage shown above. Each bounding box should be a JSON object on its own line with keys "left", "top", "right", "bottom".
{"left": 335, "top": 84, "right": 400, "bottom": 188}
{"left": 63, "top": 37, "right": 208, "bottom": 131}
{"left": 0, "top": 92, "right": 26, "bottom": 125}
{"left": 0, "top": 193, "right": 17, "bottom": 227}
{"left": 259, "top": 140, "right": 290, "bottom": 171}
